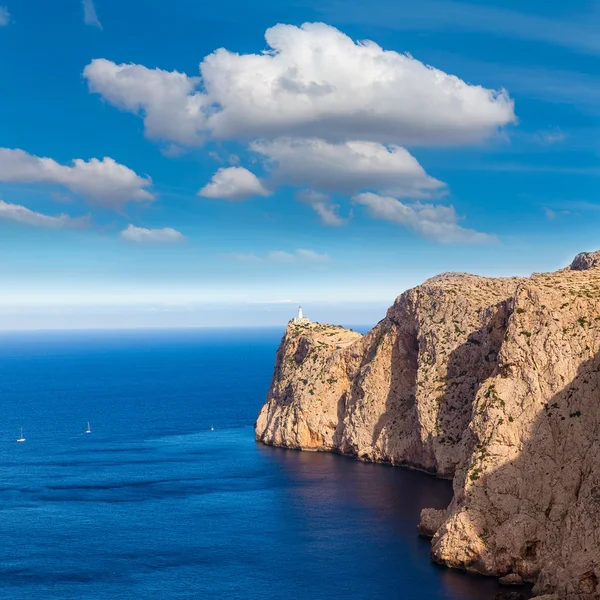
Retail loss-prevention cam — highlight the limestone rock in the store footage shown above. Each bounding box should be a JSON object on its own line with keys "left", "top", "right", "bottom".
{"left": 256, "top": 275, "right": 518, "bottom": 475}
{"left": 255, "top": 252, "right": 600, "bottom": 599}
{"left": 570, "top": 251, "right": 600, "bottom": 271}
{"left": 418, "top": 508, "right": 448, "bottom": 538}
{"left": 499, "top": 573, "right": 524, "bottom": 586}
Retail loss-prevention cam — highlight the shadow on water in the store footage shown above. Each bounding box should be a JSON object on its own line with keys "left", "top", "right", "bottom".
{"left": 258, "top": 444, "right": 516, "bottom": 600}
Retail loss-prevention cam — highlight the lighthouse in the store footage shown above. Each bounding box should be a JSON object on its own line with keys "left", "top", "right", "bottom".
{"left": 293, "top": 305, "right": 310, "bottom": 324}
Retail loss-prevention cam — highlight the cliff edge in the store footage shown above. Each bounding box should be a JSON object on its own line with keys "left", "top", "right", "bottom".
{"left": 255, "top": 252, "right": 600, "bottom": 599}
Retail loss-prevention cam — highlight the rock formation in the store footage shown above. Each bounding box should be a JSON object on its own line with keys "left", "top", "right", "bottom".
{"left": 256, "top": 251, "right": 600, "bottom": 599}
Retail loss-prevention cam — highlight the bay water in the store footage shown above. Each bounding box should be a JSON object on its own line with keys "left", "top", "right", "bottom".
{"left": 0, "top": 328, "right": 507, "bottom": 599}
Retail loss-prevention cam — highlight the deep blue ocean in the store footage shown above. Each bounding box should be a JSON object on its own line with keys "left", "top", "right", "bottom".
{"left": 0, "top": 328, "right": 508, "bottom": 600}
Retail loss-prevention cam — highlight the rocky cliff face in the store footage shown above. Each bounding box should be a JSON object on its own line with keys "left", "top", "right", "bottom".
{"left": 255, "top": 252, "right": 600, "bottom": 599}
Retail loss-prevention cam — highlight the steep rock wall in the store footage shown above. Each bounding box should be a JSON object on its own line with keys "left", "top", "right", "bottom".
{"left": 432, "top": 267, "right": 600, "bottom": 599}
{"left": 255, "top": 252, "right": 600, "bottom": 599}
{"left": 256, "top": 274, "right": 519, "bottom": 476}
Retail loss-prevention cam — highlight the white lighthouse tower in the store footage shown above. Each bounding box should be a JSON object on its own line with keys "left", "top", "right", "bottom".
{"left": 293, "top": 305, "right": 310, "bottom": 324}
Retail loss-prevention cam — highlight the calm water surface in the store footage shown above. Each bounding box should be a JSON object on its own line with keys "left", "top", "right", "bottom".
{"left": 0, "top": 328, "right": 508, "bottom": 599}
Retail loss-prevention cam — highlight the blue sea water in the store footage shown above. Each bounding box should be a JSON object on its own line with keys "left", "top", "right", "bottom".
{"left": 0, "top": 328, "right": 509, "bottom": 600}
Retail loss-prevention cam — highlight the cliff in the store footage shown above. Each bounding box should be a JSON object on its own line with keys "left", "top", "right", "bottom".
{"left": 255, "top": 251, "right": 600, "bottom": 600}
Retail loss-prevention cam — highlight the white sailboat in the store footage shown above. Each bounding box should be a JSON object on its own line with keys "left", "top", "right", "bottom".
{"left": 85, "top": 422, "right": 91, "bottom": 434}
{"left": 210, "top": 425, "right": 214, "bottom": 431}
{"left": 17, "top": 427, "right": 25, "bottom": 443}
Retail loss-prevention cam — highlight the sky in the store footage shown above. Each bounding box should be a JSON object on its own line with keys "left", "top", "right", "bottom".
{"left": 1, "top": 0, "right": 600, "bottom": 329}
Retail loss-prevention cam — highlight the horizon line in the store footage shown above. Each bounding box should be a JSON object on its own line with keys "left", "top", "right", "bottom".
{"left": 0, "top": 323, "right": 375, "bottom": 333}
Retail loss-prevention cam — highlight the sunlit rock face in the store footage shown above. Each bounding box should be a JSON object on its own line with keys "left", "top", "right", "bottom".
{"left": 257, "top": 273, "right": 518, "bottom": 475}
{"left": 570, "top": 251, "right": 600, "bottom": 271}
{"left": 256, "top": 253, "right": 600, "bottom": 599}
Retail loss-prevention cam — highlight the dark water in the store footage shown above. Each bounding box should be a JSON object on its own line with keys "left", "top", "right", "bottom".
{"left": 0, "top": 328, "right": 507, "bottom": 600}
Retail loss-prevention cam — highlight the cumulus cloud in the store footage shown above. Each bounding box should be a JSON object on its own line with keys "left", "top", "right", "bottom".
{"left": 198, "top": 166, "right": 269, "bottom": 201}
{"left": 0, "top": 149, "right": 154, "bottom": 209}
{"left": 120, "top": 224, "right": 185, "bottom": 243}
{"left": 202, "top": 23, "right": 514, "bottom": 144}
{"left": 84, "top": 59, "right": 208, "bottom": 146}
{"left": 82, "top": 0, "right": 102, "bottom": 29}
{"left": 0, "top": 200, "right": 90, "bottom": 229}
{"left": 0, "top": 6, "right": 9, "bottom": 26}
{"left": 254, "top": 138, "right": 445, "bottom": 196}
{"left": 230, "top": 248, "right": 330, "bottom": 263}
{"left": 84, "top": 22, "right": 515, "bottom": 232}
{"left": 296, "top": 189, "right": 346, "bottom": 226}
{"left": 353, "top": 193, "right": 496, "bottom": 244}
{"left": 84, "top": 23, "right": 514, "bottom": 147}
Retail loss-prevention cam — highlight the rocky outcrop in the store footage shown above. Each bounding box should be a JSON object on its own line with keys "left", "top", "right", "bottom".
{"left": 255, "top": 252, "right": 600, "bottom": 599}
{"left": 499, "top": 574, "right": 525, "bottom": 587}
{"left": 257, "top": 274, "right": 519, "bottom": 476}
{"left": 417, "top": 507, "right": 448, "bottom": 538}
{"left": 570, "top": 251, "right": 600, "bottom": 271}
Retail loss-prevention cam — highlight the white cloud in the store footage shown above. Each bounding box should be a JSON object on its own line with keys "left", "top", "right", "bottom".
{"left": 230, "top": 248, "right": 330, "bottom": 263}
{"left": 84, "top": 22, "right": 515, "bottom": 147}
{"left": 0, "top": 200, "right": 90, "bottom": 229}
{"left": 83, "top": 23, "right": 515, "bottom": 234}
{"left": 84, "top": 59, "right": 208, "bottom": 146}
{"left": 0, "top": 6, "right": 9, "bottom": 26}
{"left": 254, "top": 138, "right": 445, "bottom": 196}
{"left": 120, "top": 224, "right": 185, "bottom": 243}
{"left": 0, "top": 149, "right": 154, "bottom": 209}
{"left": 353, "top": 192, "right": 496, "bottom": 244}
{"left": 296, "top": 189, "right": 346, "bottom": 226}
{"left": 202, "top": 23, "right": 514, "bottom": 144}
{"left": 198, "top": 166, "right": 269, "bottom": 201}
{"left": 82, "top": 0, "right": 102, "bottom": 29}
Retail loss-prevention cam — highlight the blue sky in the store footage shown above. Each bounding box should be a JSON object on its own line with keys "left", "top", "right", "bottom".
{"left": 1, "top": 0, "right": 600, "bottom": 328}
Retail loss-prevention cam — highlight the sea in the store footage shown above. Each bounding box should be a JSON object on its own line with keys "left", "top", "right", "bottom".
{"left": 0, "top": 327, "right": 510, "bottom": 600}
